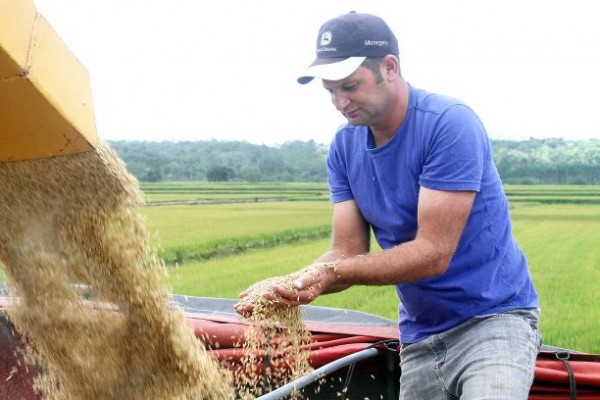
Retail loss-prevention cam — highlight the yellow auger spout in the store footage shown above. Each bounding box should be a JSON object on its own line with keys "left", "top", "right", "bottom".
{"left": 0, "top": 0, "right": 98, "bottom": 162}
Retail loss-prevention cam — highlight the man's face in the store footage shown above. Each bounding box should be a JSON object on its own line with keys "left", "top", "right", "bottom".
{"left": 322, "top": 65, "right": 391, "bottom": 127}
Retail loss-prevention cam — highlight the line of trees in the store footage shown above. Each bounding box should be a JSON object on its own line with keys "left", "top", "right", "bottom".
{"left": 108, "top": 138, "right": 600, "bottom": 184}
{"left": 109, "top": 140, "right": 328, "bottom": 183}
{"left": 493, "top": 138, "right": 600, "bottom": 184}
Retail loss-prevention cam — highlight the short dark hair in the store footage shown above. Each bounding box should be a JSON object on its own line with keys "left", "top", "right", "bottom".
{"left": 361, "top": 56, "right": 400, "bottom": 83}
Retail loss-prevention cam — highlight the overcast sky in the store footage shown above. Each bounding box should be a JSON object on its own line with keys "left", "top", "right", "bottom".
{"left": 33, "top": 0, "right": 600, "bottom": 145}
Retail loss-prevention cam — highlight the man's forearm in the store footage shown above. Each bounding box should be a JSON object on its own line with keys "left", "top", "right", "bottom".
{"left": 329, "top": 237, "right": 450, "bottom": 288}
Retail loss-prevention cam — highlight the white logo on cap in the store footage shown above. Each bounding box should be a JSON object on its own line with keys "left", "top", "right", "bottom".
{"left": 320, "top": 31, "right": 332, "bottom": 45}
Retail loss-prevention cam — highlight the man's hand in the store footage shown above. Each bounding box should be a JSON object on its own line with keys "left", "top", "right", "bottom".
{"left": 233, "top": 262, "right": 339, "bottom": 317}
{"left": 271, "top": 262, "right": 337, "bottom": 306}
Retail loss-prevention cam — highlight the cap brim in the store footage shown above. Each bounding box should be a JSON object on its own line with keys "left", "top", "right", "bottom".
{"left": 297, "top": 56, "right": 366, "bottom": 85}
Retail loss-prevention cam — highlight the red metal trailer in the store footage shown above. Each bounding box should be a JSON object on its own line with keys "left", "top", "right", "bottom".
{"left": 1, "top": 295, "right": 599, "bottom": 399}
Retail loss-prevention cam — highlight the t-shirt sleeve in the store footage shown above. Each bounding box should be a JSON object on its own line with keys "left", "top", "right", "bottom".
{"left": 418, "top": 104, "right": 489, "bottom": 192}
{"left": 326, "top": 139, "right": 354, "bottom": 203}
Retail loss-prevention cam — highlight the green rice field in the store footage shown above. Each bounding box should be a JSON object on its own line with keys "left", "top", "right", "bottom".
{"left": 1, "top": 183, "right": 598, "bottom": 353}
{"left": 138, "top": 183, "right": 600, "bottom": 354}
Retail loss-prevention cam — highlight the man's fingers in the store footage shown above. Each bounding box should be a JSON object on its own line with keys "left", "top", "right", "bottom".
{"left": 273, "top": 284, "right": 320, "bottom": 305}
{"left": 233, "top": 302, "right": 252, "bottom": 317}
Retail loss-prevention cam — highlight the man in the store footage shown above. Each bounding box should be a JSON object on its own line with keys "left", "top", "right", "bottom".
{"left": 236, "top": 11, "right": 541, "bottom": 399}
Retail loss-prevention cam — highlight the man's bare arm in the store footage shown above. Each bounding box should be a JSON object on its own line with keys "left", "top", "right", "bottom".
{"left": 272, "top": 187, "right": 476, "bottom": 305}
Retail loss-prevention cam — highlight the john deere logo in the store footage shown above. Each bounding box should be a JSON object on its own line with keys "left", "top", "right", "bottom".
{"left": 320, "top": 31, "right": 332, "bottom": 45}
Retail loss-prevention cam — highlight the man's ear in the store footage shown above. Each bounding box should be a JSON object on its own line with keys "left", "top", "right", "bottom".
{"left": 383, "top": 55, "right": 400, "bottom": 80}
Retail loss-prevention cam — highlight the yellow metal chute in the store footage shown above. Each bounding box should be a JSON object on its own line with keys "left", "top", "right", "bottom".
{"left": 0, "top": 0, "right": 98, "bottom": 162}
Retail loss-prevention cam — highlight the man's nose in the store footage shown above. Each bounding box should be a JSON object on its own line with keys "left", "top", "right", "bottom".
{"left": 332, "top": 92, "right": 350, "bottom": 111}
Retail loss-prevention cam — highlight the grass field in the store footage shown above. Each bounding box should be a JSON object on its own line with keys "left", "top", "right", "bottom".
{"left": 141, "top": 182, "right": 330, "bottom": 203}
{"left": 510, "top": 202, "right": 600, "bottom": 352}
{"left": 147, "top": 183, "right": 600, "bottom": 354}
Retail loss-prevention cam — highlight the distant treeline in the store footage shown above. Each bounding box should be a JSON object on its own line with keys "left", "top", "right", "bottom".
{"left": 108, "top": 137, "right": 600, "bottom": 185}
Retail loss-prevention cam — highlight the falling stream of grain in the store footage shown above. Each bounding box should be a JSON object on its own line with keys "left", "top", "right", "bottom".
{"left": 0, "top": 142, "right": 232, "bottom": 399}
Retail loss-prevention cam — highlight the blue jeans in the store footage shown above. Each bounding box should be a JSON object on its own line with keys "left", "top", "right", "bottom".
{"left": 399, "top": 308, "right": 542, "bottom": 400}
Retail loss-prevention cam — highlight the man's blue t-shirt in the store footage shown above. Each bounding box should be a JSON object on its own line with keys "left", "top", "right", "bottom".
{"left": 327, "top": 84, "right": 539, "bottom": 343}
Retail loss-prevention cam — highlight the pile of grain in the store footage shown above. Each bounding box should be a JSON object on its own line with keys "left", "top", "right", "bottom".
{"left": 0, "top": 142, "right": 232, "bottom": 399}
{"left": 235, "top": 263, "right": 338, "bottom": 399}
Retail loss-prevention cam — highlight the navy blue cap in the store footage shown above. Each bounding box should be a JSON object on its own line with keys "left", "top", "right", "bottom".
{"left": 298, "top": 12, "right": 399, "bottom": 84}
